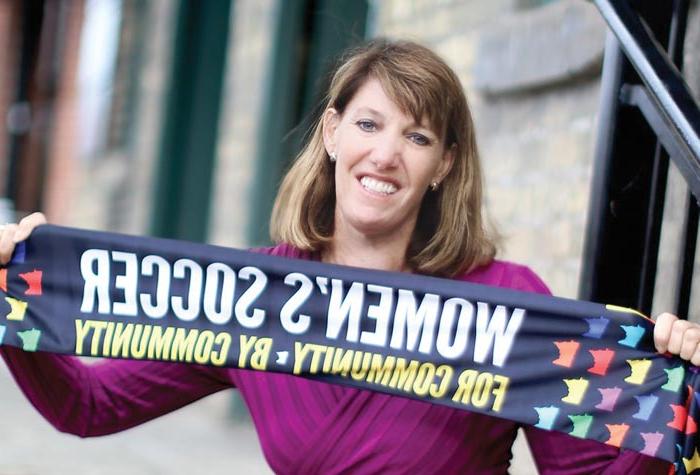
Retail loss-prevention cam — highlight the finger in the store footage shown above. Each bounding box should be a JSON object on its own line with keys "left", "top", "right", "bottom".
{"left": 654, "top": 312, "right": 678, "bottom": 353}
{"left": 680, "top": 327, "right": 700, "bottom": 361}
{"left": 0, "top": 223, "right": 19, "bottom": 265}
{"left": 691, "top": 344, "right": 700, "bottom": 366}
{"left": 13, "top": 212, "right": 47, "bottom": 243}
{"left": 667, "top": 319, "right": 692, "bottom": 355}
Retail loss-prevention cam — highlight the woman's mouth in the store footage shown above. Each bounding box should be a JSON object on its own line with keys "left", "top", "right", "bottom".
{"left": 360, "top": 176, "right": 398, "bottom": 195}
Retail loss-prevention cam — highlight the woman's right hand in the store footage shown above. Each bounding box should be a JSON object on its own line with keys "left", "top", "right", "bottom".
{"left": 0, "top": 212, "right": 47, "bottom": 265}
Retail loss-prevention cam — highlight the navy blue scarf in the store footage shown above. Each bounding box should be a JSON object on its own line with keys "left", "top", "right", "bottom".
{"left": 1, "top": 225, "right": 698, "bottom": 472}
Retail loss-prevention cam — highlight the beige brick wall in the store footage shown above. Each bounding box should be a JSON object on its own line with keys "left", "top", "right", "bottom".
{"left": 375, "top": 0, "right": 605, "bottom": 299}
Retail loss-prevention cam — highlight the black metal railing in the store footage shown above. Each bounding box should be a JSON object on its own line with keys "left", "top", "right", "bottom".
{"left": 579, "top": 0, "right": 700, "bottom": 318}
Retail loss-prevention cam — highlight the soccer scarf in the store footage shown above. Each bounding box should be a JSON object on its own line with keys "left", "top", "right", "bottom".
{"left": 1, "top": 225, "right": 698, "bottom": 472}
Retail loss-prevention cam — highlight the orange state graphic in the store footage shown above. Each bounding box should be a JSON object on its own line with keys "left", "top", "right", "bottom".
{"left": 0, "top": 268, "right": 6, "bottom": 292}
{"left": 553, "top": 340, "right": 580, "bottom": 368}
{"left": 604, "top": 423, "right": 629, "bottom": 447}
{"left": 667, "top": 404, "right": 697, "bottom": 434}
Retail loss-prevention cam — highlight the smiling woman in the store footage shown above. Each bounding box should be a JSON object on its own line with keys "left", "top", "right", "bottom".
{"left": 271, "top": 40, "right": 495, "bottom": 278}
{"left": 0, "top": 39, "right": 692, "bottom": 474}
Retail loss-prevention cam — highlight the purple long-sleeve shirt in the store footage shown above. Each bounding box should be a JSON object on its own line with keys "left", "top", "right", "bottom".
{"left": 1, "top": 244, "right": 670, "bottom": 474}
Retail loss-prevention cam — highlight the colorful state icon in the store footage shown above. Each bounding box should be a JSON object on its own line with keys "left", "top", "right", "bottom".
{"left": 562, "top": 378, "right": 589, "bottom": 405}
{"left": 583, "top": 317, "right": 609, "bottom": 339}
{"left": 639, "top": 432, "right": 664, "bottom": 457}
{"left": 604, "top": 423, "right": 629, "bottom": 447}
{"left": 686, "top": 415, "right": 698, "bottom": 435}
{"left": 19, "top": 269, "right": 42, "bottom": 296}
{"left": 595, "top": 387, "right": 622, "bottom": 412}
{"left": 0, "top": 268, "right": 6, "bottom": 292}
{"left": 0, "top": 324, "right": 5, "bottom": 344}
{"left": 568, "top": 414, "right": 593, "bottom": 438}
{"left": 683, "top": 448, "right": 700, "bottom": 474}
{"left": 668, "top": 404, "right": 689, "bottom": 432}
{"left": 662, "top": 366, "right": 685, "bottom": 392}
{"left": 588, "top": 348, "right": 615, "bottom": 376}
{"left": 633, "top": 394, "right": 659, "bottom": 421}
{"left": 618, "top": 324, "right": 645, "bottom": 348}
{"left": 624, "top": 359, "right": 652, "bottom": 385}
{"left": 5, "top": 297, "right": 28, "bottom": 321}
{"left": 534, "top": 406, "right": 559, "bottom": 430}
{"left": 16, "top": 328, "right": 41, "bottom": 351}
{"left": 10, "top": 242, "right": 25, "bottom": 264}
{"left": 553, "top": 340, "right": 580, "bottom": 368}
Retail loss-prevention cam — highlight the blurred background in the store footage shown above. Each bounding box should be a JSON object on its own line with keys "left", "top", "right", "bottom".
{"left": 0, "top": 0, "right": 699, "bottom": 473}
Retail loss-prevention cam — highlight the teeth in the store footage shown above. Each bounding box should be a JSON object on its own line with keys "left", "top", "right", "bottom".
{"left": 360, "top": 176, "right": 397, "bottom": 195}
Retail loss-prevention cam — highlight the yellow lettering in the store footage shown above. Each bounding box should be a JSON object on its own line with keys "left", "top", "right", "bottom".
{"left": 250, "top": 337, "right": 272, "bottom": 370}
{"left": 74, "top": 320, "right": 91, "bottom": 355}
{"left": 172, "top": 328, "right": 197, "bottom": 362}
{"left": 112, "top": 323, "right": 134, "bottom": 358}
{"left": 429, "top": 365, "right": 453, "bottom": 398}
{"left": 210, "top": 332, "right": 231, "bottom": 366}
{"left": 492, "top": 375, "right": 509, "bottom": 412}
{"left": 148, "top": 326, "right": 175, "bottom": 360}
{"left": 194, "top": 330, "right": 215, "bottom": 364}
{"left": 452, "top": 369, "right": 478, "bottom": 404}
{"left": 389, "top": 359, "right": 418, "bottom": 391}
{"left": 239, "top": 335, "right": 257, "bottom": 368}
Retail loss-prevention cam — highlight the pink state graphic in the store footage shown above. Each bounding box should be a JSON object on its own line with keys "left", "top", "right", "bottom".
{"left": 639, "top": 432, "right": 664, "bottom": 457}
{"left": 595, "top": 387, "right": 622, "bottom": 412}
{"left": 0, "top": 268, "right": 6, "bottom": 292}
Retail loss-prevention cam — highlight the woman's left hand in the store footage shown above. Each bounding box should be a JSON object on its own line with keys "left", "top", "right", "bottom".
{"left": 654, "top": 312, "right": 700, "bottom": 365}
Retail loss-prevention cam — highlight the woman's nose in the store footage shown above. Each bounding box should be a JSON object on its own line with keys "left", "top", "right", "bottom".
{"left": 370, "top": 135, "right": 401, "bottom": 169}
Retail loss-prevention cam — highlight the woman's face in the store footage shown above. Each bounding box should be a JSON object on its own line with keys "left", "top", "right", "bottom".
{"left": 323, "top": 78, "right": 454, "bottom": 241}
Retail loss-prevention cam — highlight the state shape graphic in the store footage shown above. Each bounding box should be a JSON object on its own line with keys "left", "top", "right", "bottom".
{"left": 633, "top": 394, "right": 658, "bottom": 421}
{"left": 624, "top": 359, "right": 651, "bottom": 385}
{"left": 662, "top": 366, "right": 685, "bottom": 392}
{"left": 553, "top": 340, "right": 579, "bottom": 368}
{"left": 534, "top": 406, "right": 559, "bottom": 430}
{"left": 5, "top": 297, "right": 27, "bottom": 321}
{"left": 19, "top": 269, "right": 42, "bottom": 296}
{"left": 639, "top": 432, "right": 664, "bottom": 457}
{"left": 0, "top": 268, "right": 6, "bottom": 292}
{"left": 618, "top": 324, "right": 645, "bottom": 348}
{"left": 16, "top": 328, "right": 41, "bottom": 351}
{"left": 667, "top": 404, "right": 696, "bottom": 434}
{"left": 562, "top": 378, "right": 589, "bottom": 405}
{"left": 588, "top": 348, "right": 615, "bottom": 376}
{"left": 595, "top": 387, "right": 622, "bottom": 412}
{"left": 568, "top": 414, "right": 593, "bottom": 438}
{"left": 684, "top": 448, "right": 700, "bottom": 474}
{"left": 0, "top": 324, "right": 5, "bottom": 344}
{"left": 583, "top": 317, "right": 609, "bottom": 339}
{"left": 604, "top": 423, "right": 629, "bottom": 448}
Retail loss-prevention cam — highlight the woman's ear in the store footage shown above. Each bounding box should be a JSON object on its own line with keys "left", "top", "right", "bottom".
{"left": 322, "top": 108, "right": 340, "bottom": 156}
{"left": 436, "top": 143, "right": 456, "bottom": 184}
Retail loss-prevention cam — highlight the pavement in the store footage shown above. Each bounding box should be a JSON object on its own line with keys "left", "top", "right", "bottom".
{"left": 0, "top": 363, "right": 272, "bottom": 475}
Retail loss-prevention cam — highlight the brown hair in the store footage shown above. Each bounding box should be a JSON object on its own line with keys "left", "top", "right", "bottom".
{"left": 270, "top": 39, "right": 498, "bottom": 276}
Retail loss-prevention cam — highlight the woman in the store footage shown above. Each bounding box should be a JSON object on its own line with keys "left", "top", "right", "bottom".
{"left": 0, "top": 39, "right": 695, "bottom": 474}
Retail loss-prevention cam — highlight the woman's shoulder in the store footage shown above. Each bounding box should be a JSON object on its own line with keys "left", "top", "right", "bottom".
{"left": 455, "top": 259, "right": 551, "bottom": 295}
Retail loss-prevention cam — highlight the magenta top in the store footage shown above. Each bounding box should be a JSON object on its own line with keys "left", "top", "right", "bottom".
{"left": 1, "top": 244, "right": 669, "bottom": 474}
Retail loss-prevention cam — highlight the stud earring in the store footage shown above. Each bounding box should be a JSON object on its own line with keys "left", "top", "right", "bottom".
{"left": 430, "top": 181, "right": 439, "bottom": 191}
{"left": 329, "top": 152, "right": 337, "bottom": 163}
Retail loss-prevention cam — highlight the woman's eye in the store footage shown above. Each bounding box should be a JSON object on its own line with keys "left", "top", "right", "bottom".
{"left": 409, "top": 133, "right": 430, "bottom": 146}
{"left": 356, "top": 120, "right": 376, "bottom": 132}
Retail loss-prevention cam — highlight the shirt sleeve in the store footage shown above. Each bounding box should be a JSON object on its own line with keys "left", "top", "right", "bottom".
{"left": 500, "top": 264, "right": 671, "bottom": 474}
{"left": 1, "top": 346, "right": 233, "bottom": 437}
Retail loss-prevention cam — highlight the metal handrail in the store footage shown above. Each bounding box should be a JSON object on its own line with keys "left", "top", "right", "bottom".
{"left": 594, "top": 0, "right": 700, "bottom": 201}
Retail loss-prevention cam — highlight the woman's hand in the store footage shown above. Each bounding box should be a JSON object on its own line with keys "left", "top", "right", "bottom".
{"left": 654, "top": 312, "right": 700, "bottom": 365}
{"left": 0, "top": 212, "right": 47, "bottom": 265}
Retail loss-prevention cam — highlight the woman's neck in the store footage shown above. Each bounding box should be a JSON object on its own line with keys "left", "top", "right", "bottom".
{"left": 323, "top": 222, "right": 413, "bottom": 273}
